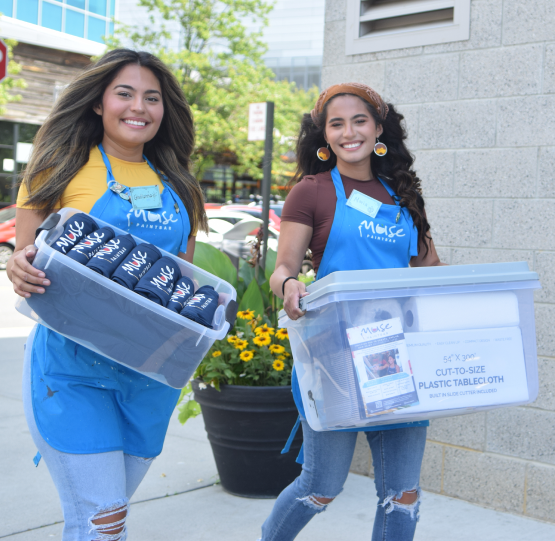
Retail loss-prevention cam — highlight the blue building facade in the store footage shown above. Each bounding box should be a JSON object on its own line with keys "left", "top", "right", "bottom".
{"left": 0, "top": 0, "right": 114, "bottom": 43}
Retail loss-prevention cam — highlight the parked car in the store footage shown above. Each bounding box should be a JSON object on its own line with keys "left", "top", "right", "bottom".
{"left": 253, "top": 202, "right": 285, "bottom": 218}
{"left": 220, "top": 204, "right": 281, "bottom": 231}
{"left": 196, "top": 209, "right": 279, "bottom": 264}
{"left": 0, "top": 205, "right": 16, "bottom": 271}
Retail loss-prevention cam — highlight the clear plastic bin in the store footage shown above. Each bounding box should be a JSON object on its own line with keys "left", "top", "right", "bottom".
{"left": 279, "top": 263, "right": 540, "bottom": 431}
{"left": 16, "top": 208, "right": 238, "bottom": 389}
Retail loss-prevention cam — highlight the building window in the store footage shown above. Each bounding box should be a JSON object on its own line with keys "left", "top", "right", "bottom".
{"left": 0, "top": 121, "right": 40, "bottom": 205}
{"left": 3, "top": 0, "right": 115, "bottom": 44}
{"left": 266, "top": 57, "right": 322, "bottom": 91}
{"left": 42, "top": 2, "right": 63, "bottom": 31}
{"left": 346, "top": 0, "right": 471, "bottom": 55}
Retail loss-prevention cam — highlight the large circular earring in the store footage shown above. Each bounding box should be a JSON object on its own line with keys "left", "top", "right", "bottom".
{"left": 317, "top": 144, "right": 331, "bottom": 161}
{"left": 374, "top": 138, "right": 387, "bottom": 157}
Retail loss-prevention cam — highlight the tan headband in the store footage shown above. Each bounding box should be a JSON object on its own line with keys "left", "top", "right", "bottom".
{"left": 310, "top": 82, "right": 389, "bottom": 125}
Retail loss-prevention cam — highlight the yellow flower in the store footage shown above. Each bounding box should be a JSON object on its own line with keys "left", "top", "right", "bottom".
{"left": 255, "top": 324, "right": 275, "bottom": 337}
{"left": 253, "top": 335, "right": 271, "bottom": 347}
{"left": 269, "top": 344, "right": 285, "bottom": 355}
{"left": 240, "top": 350, "right": 254, "bottom": 362}
{"left": 277, "top": 355, "right": 286, "bottom": 361}
{"left": 283, "top": 352, "right": 291, "bottom": 357}
{"left": 273, "top": 359, "right": 285, "bottom": 371}
{"left": 227, "top": 335, "right": 238, "bottom": 344}
{"left": 234, "top": 339, "right": 248, "bottom": 351}
{"left": 237, "top": 309, "right": 255, "bottom": 320}
{"left": 212, "top": 350, "right": 222, "bottom": 358}
{"left": 275, "top": 328, "right": 289, "bottom": 340}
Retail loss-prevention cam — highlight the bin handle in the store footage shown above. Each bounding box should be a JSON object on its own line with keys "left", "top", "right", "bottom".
{"left": 225, "top": 300, "right": 238, "bottom": 329}
{"left": 35, "top": 213, "right": 61, "bottom": 240}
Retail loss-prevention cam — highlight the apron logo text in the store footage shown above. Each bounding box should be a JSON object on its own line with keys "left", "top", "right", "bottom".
{"left": 358, "top": 220, "right": 405, "bottom": 243}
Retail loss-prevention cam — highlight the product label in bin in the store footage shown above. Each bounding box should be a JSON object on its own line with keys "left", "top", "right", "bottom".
{"left": 399, "top": 326, "right": 529, "bottom": 413}
{"left": 346, "top": 317, "right": 420, "bottom": 416}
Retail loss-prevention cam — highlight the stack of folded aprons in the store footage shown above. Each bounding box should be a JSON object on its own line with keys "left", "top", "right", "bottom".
{"left": 53, "top": 213, "right": 219, "bottom": 329}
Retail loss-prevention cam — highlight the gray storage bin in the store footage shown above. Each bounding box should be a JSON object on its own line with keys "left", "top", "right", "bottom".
{"left": 279, "top": 263, "right": 540, "bottom": 431}
{"left": 16, "top": 208, "right": 237, "bottom": 389}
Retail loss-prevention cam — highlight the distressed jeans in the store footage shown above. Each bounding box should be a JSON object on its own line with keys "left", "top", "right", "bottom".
{"left": 260, "top": 421, "right": 427, "bottom": 541}
{"left": 22, "top": 336, "right": 153, "bottom": 541}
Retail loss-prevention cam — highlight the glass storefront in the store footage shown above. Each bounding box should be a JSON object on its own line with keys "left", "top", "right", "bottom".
{"left": 0, "top": 0, "right": 115, "bottom": 43}
{"left": 0, "top": 121, "right": 40, "bottom": 207}
{"left": 266, "top": 56, "right": 322, "bottom": 91}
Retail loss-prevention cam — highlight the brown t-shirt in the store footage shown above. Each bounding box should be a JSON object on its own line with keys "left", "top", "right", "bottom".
{"left": 281, "top": 170, "right": 395, "bottom": 273}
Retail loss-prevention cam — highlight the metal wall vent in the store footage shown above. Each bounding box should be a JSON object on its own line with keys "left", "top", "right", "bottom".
{"left": 345, "top": 0, "right": 471, "bottom": 55}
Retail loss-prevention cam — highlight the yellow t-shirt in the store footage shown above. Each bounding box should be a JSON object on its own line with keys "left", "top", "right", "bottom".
{"left": 17, "top": 146, "right": 164, "bottom": 213}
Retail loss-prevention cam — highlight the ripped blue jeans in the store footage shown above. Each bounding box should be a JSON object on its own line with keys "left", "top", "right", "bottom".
{"left": 260, "top": 421, "right": 427, "bottom": 541}
{"left": 22, "top": 340, "right": 153, "bottom": 541}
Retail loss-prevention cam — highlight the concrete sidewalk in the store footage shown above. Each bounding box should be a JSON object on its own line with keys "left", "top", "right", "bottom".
{"left": 2, "top": 271, "right": 555, "bottom": 540}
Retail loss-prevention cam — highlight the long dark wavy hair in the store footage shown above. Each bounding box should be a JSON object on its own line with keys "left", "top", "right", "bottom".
{"left": 293, "top": 93, "right": 430, "bottom": 256}
{"left": 23, "top": 48, "right": 207, "bottom": 234}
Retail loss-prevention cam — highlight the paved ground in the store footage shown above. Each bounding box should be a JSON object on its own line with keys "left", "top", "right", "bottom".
{"left": 2, "top": 270, "right": 555, "bottom": 540}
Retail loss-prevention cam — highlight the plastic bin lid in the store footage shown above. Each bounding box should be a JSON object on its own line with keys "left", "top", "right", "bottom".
{"left": 295, "top": 262, "right": 538, "bottom": 310}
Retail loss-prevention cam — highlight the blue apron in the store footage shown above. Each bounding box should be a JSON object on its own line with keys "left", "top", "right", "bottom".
{"left": 29, "top": 145, "right": 191, "bottom": 457}
{"left": 284, "top": 166, "right": 428, "bottom": 462}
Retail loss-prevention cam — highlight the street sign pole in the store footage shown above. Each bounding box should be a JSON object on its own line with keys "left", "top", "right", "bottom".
{"left": 261, "top": 102, "right": 274, "bottom": 269}
{"left": 11, "top": 123, "right": 19, "bottom": 204}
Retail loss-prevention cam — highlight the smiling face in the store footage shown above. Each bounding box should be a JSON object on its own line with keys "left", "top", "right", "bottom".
{"left": 324, "top": 94, "right": 383, "bottom": 178}
{"left": 93, "top": 64, "right": 164, "bottom": 159}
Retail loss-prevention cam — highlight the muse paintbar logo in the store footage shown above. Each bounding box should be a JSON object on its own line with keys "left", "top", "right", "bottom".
{"left": 121, "top": 251, "right": 152, "bottom": 279}
{"left": 96, "top": 239, "right": 130, "bottom": 263}
{"left": 170, "top": 282, "right": 192, "bottom": 302}
{"left": 361, "top": 321, "right": 393, "bottom": 337}
{"left": 150, "top": 266, "right": 175, "bottom": 292}
{"left": 55, "top": 221, "right": 86, "bottom": 252}
{"left": 127, "top": 209, "right": 179, "bottom": 230}
{"left": 72, "top": 231, "right": 107, "bottom": 258}
{"left": 97, "top": 239, "right": 121, "bottom": 257}
{"left": 358, "top": 220, "right": 405, "bottom": 243}
{"left": 186, "top": 293, "right": 213, "bottom": 310}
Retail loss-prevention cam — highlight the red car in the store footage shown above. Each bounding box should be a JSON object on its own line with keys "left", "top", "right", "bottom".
{"left": 221, "top": 205, "right": 281, "bottom": 231}
{"left": 0, "top": 204, "right": 16, "bottom": 270}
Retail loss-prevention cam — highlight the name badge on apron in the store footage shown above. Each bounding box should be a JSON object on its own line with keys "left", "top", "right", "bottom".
{"left": 129, "top": 185, "right": 163, "bottom": 210}
{"left": 346, "top": 189, "right": 382, "bottom": 218}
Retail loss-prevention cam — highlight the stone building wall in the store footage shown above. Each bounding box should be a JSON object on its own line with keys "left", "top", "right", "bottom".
{"left": 323, "top": 0, "right": 555, "bottom": 523}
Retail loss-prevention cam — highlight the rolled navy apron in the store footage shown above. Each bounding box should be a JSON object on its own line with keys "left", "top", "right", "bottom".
{"left": 166, "top": 276, "right": 195, "bottom": 313}
{"left": 52, "top": 213, "right": 98, "bottom": 254}
{"left": 112, "top": 243, "right": 162, "bottom": 290}
{"left": 86, "top": 234, "right": 137, "bottom": 278}
{"left": 66, "top": 227, "right": 115, "bottom": 265}
{"left": 134, "top": 256, "right": 182, "bottom": 306}
{"left": 180, "top": 285, "right": 219, "bottom": 328}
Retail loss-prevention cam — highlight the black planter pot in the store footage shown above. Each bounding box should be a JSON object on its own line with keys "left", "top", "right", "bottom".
{"left": 192, "top": 380, "right": 303, "bottom": 498}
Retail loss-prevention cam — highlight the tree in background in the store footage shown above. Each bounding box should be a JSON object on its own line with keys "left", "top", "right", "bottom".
{"left": 107, "top": 0, "right": 317, "bottom": 183}
{"left": 0, "top": 39, "right": 26, "bottom": 113}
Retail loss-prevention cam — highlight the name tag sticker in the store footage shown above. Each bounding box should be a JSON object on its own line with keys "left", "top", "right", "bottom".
{"left": 129, "top": 185, "right": 163, "bottom": 210}
{"left": 346, "top": 190, "right": 382, "bottom": 218}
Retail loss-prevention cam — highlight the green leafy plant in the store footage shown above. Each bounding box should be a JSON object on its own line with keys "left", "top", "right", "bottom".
{"left": 199, "top": 312, "right": 292, "bottom": 387}
{"left": 178, "top": 309, "right": 293, "bottom": 424}
{"left": 192, "top": 240, "right": 282, "bottom": 326}
{"left": 177, "top": 240, "right": 315, "bottom": 423}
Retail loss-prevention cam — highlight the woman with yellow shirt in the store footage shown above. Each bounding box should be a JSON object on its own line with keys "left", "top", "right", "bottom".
{"left": 7, "top": 49, "right": 207, "bottom": 540}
